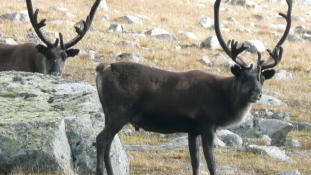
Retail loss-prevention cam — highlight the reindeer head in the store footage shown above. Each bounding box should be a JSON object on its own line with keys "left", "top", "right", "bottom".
{"left": 214, "top": 0, "right": 292, "bottom": 103}
{"left": 26, "top": 0, "right": 100, "bottom": 76}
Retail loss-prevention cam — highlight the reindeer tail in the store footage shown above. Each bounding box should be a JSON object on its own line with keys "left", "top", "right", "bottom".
{"left": 96, "top": 63, "right": 111, "bottom": 74}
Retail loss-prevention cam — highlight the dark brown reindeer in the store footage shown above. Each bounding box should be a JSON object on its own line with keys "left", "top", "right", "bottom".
{"left": 95, "top": 0, "right": 292, "bottom": 174}
{"left": 0, "top": 0, "right": 100, "bottom": 76}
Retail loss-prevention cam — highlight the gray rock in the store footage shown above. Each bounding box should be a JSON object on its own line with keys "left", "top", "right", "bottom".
{"left": 49, "top": 20, "right": 75, "bottom": 26}
{"left": 124, "top": 145, "right": 157, "bottom": 151}
{"left": 257, "top": 94, "right": 287, "bottom": 106}
{"left": 64, "top": 12, "right": 76, "bottom": 18}
{"left": 244, "top": 40, "right": 266, "bottom": 53}
{"left": 213, "top": 53, "right": 229, "bottom": 65}
{"left": 228, "top": 115, "right": 293, "bottom": 146}
{"left": 214, "top": 136, "right": 226, "bottom": 148}
{"left": 244, "top": 135, "right": 271, "bottom": 146}
{"left": 284, "top": 139, "right": 302, "bottom": 148}
{"left": 161, "top": 136, "right": 189, "bottom": 150}
{"left": 216, "top": 130, "right": 243, "bottom": 147}
{"left": 287, "top": 34, "right": 304, "bottom": 42}
{"left": 243, "top": 1, "right": 261, "bottom": 9}
{"left": 0, "top": 71, "right": 129, "bottom": 174}
{"left": 294, "top": 25, "right": 306, "bottom": 34}
{"left": 125, "top": 136, "right": 190, "bottom": 151}
{"left": 226, "top": 113, "right": 254, "bottom": 137}
{"left": 245, "top": 145, "right": 294, "bottom": 163}
{"left": 179, "top": 32, "right": 198, "bottom": 40}
{"left": 155, "top": 33, "right": 178, "bottom": 41}
{"left": 226, "top": 17, "right": 237, "bottom": 23}
{"left": 231, "top": 0, "right": 246, "bottom": 5}
{"left": 254, "top": 109, "right": 273, "bottom": 118}
{"left": 255, "top": 118, "right": 293, "bottom": 146}
{"left": 291, "top": 15, "right": 305, "bottom": 22}
{"left": 259, "top": 135, "right": 272, "bottom": 145}
{"left": 26, "top": 28, "right": 58, "bottom": 44}
{"left": 51, "top": 6, "right": 68, "bottom": 12}
{"left": 99, "top": 0, "right": 108, "bottom": 10}
{"left": 274, "top": 70, "right": 293, "bottom": 80}
{"left": 266, "top": 0, "right": 287, "bottom": 4}
{"left": 116, "top": 53, "right": 147, "bottom": 63}
{"left": 293, "top": 25, "right": 311, "bottom": 35}
{"left": 302, "top": 33, "right": 311, "bottom": 41}
{"left": 216, "top": 165, "right": 246, "bottom": 175}
{"left": 87, "top": 50, "right": 104, "bottom": 59}
{"left": 0, "top": 10, "right": 30, "bottom": 23}
{"left": 102, "top": 14, "right": 110, "bottom": 20}
{"left": 290, "top": 122, "right": 311, "bottom": 132}
{"left": 201, "top": 56, "right": 212, "bottom": 65}
{"left": 114, "top": 15, "right": 143, "bottom": 25}
{"left": 224, "top": 60, "right": 236, "bottom": 69}
{"left": 269, "top": 112, "right": 291, "bottom": 121}
{"left": 199, "top": 16, "right": 212, "bottom": 28}
{"left": 201, "top": 36, "right": 222, "bottom": 50}
{"left": 4, "top": 38, "right": 17, "bottom": 45}
{"left": 108, "top": 24, "right": 124, "bottom": 32}
{"left": 179, "top": 43, "right": 200, "bottom": 49}
{"left": 145, "top": 28, "right": 169, "bottom": 36}
{"left": 276, "top": 169, "right": 302, "bottom": 175}
{"left": 116, "top": 41, "right": 140, "bottom": 48}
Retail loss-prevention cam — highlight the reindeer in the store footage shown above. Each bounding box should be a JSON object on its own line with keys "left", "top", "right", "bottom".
{"left": 0, "top": 0, "right": 100, "bottom": 76}
{"left": 95, "top": 0, "right": 292, "bottom": 174}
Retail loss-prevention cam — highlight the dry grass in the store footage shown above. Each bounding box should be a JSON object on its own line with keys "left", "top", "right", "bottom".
{"left": 1, "top": 0, "right": 311, "bottom": 174}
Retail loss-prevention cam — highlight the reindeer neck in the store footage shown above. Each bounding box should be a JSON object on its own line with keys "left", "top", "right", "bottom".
{"left": 219, "top": 76, "right": 252, "bottom": 108}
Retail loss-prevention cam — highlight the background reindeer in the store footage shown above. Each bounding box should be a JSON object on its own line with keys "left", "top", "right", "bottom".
{"left": 0, "top": 0, "right": 100, "bottom": 76}
{"left": 95, "top": 0, "right": 292, "bottom": 174}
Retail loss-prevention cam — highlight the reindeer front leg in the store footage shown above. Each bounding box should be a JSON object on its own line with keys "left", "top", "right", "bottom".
{"left": 201, "top": 127, "right": 216, "bottom": 175}
{"left": 188, "top": 133, "right": 200, "bottom": 175}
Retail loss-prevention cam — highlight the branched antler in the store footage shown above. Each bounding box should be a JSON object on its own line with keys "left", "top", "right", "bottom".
{"left": 260, "top": 0, "right": 291, "bottom": 70}
{"left": 26, "top": 0, "right": 58, "bottom": 47}
{"left": 214, "top": 0, "right": 291, "bottom": 71}
{"left": 60, "top": 0, "right": 101, "bottom": 49}
{"left": 26, "top": 0, "right": 101, "bottom": 49}
{"left": 214, "top": 0, "right": 251, "bottom": 69}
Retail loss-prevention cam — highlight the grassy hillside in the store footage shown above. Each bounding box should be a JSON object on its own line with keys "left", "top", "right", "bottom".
{"left": 1, "top": 0, "right": 311, "bottom": 174}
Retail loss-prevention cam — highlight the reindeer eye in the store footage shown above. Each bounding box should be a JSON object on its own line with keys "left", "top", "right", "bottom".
{"left": 261, "top": 76, "right": 265, "bottom": 84}
{"left": 61, "top": 52, "right": 67, "bottom": 61}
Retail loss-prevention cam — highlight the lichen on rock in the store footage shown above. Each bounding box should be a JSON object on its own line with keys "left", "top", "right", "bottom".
{"left": 0, "top": 71, "right": 129, "bottom": 174}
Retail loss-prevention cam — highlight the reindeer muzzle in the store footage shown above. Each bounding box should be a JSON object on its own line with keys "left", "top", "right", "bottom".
{"left": 50, "top": 61, "right": 61, "bottom": 76}
{"left": 250, "top": 89, "right": 262, "bottom": 103}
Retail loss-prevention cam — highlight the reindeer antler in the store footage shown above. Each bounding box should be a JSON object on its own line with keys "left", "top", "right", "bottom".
{"left": 260, "top": 0, "right": 292, "bottom": 70}
{"left": 214, "top": 0, "right": 252, "bottom": 70}
{"left": 26, "top": 0, "right": 58, "bottom": 47}
{"left": 26, "top": 0, "right": 101, "bottom": 49}
{"left": 60, "top": 0, "right": 101, "bottom": 49}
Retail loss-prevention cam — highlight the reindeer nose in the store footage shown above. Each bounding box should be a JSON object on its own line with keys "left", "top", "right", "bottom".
{"left": 250, "top": 89, "right": 262, "bottom": 102}
{"left": 50, "top": 62, "right": 60, "bottom": 76}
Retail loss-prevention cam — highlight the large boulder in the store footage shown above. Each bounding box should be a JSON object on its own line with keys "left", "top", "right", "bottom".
{"left": 245, "top": 145, "right": 294, "bottom": 163}
{"left": 0, "top": 10, "right": 30, "bottom": 23}
{"left": 0, "top": 71, "right": 129, "bottom": 174}
{"left": 227, "top": 116, "right": 293, "bottom": 146}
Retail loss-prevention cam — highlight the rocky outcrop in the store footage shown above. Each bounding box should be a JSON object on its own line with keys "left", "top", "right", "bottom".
{"left": 0, "top": 71, "right": 129, "bottom": 174}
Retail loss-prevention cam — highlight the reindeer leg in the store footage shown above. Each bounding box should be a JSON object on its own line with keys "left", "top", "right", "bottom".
{"left": 188, "top": 133, "right": 200, "bottom": 175}
{"left": 201, "top": 128, "right": 216, "bottom": 175}
{"left": 103, "top": 138, "right": 114, "bottom": 174}
{"left": 96, "top": 114, "right": 127, "bottom": 175}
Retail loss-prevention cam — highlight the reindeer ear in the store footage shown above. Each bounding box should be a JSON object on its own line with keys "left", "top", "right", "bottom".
{"left": 262, "top": 69, "right": 275, "bottom": 80}
{"left": 35, "top": 44, "right": 48, "bottom": 55}
{"left": 231, "top": 64, "right": 243, "bottom": 77}
{"left": 66, "top": 49, "right": 80, "bottom": 58}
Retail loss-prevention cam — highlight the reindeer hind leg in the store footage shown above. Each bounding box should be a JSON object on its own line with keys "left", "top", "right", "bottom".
{"left": 96, "top": 113, "right": 129, "bottom": 175}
